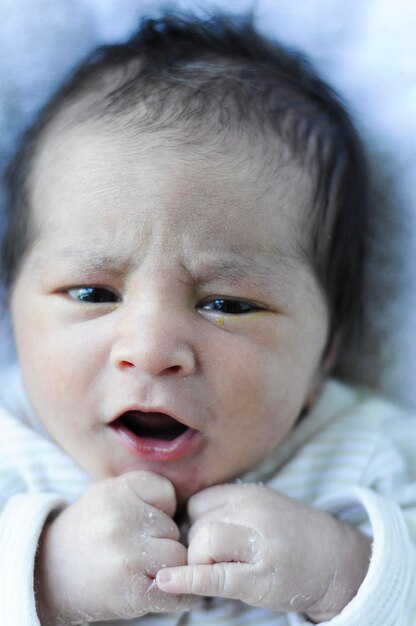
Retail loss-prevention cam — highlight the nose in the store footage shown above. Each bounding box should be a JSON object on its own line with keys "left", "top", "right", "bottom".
{"left": 110, "top": 306, "right": 197, "bottom": 378}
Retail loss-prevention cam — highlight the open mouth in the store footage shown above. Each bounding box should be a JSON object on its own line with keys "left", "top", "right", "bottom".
{"left": 114, "top": 411, "right": 189, "bottom": 441}
{"left": 111, "top": 408, "right": 200, "bottom": 461}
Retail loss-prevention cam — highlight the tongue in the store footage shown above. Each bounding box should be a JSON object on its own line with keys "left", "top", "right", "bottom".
{"left": 120, "top": 411, "right": 188, "bottom": 441}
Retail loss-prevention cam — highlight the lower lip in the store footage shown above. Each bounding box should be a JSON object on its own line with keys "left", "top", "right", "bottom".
{"left": 110, "top": 423, "right": 201, "bottom": 461}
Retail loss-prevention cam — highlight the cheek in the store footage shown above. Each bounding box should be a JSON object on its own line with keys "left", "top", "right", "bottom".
{"left": 205, "top": 342, "right": 283, "bottom": 450}
{"left": 207, "top": 323, "right": 320, "bottom": 446}
{"left": 17, "top": 326, "right": 108, "bottom": 450}
{"left": 209, "top": 329, "right": 289, "bottom": 413}
{"left": 14, "top": 309, "right": 104, "bottom": 412}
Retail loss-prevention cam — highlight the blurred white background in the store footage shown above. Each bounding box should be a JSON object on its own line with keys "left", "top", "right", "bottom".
{"left": 0, "top": 0, "right": 415, "bottom": 406}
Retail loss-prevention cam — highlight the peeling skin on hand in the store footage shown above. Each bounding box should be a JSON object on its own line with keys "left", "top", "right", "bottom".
{"left": 156, "top": 483, "right": 371, "bottom": 620}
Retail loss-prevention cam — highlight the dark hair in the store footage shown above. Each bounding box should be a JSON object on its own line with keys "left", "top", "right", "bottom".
{"left": 1, "top": 12, "right": 368, "bottom": 344}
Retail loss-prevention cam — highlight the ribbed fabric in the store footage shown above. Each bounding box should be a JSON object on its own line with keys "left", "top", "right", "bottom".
{"left": 0, "top": 366, "right": 415, "bottom": 625}
{"left": 288, "top": 488, "right": 415, "bottom": 626}
{"left": 0, "top": 493, "right": 65, "bottom": 626}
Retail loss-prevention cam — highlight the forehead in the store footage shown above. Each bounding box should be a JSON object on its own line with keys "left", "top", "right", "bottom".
{"left": 29, "top": 118, "right": 316, "bottom": 264}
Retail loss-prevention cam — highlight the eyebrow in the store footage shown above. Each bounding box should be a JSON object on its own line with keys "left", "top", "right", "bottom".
{"left": 32, "top": 243, "right": 297, "bottom": 287}
{"left": 188, "top": 254, "right": 277, "bottom": 286}
{"left": 184, "top": 244, "right": 304, "bottom": 290}
{"left": 32, "top": 247, "right": 136, "bottom": 277}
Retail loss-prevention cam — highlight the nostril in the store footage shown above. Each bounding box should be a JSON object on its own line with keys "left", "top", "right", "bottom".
{"left": 112, "top": 342, "right": 196, "bottom": 376}
{"left": 118, "top": 361, "right": 183, "bottom": 374}
{"left": 119, "top": 360, "right": 135, "bottom": 369}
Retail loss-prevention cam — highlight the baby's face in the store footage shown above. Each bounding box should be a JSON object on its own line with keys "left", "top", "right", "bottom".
{"left": 11, "top": 121, "right": 329, "bottom": 503}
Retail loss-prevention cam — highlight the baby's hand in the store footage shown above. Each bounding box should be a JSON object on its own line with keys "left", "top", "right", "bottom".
{"left": 156, "top": 483, "right": 371, "bottom": 621}
{"left": 35, "top": 471, "right": 194, "bottom": 624}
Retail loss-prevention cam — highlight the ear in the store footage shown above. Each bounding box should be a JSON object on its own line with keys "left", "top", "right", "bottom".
{"left": 304, "top": 331, "right": 342, "bottom": 412}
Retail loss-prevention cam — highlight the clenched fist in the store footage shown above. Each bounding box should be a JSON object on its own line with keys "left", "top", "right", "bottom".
{"left": 35, "top": 471, "right": 195, "bottom": 624}
{"left": 156, "top": 483, "right": 371, "bottom": 622}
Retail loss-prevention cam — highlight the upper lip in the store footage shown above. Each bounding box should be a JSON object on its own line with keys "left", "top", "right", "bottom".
{"left": 109, "top": 404, "right": 193, "bottom": 430}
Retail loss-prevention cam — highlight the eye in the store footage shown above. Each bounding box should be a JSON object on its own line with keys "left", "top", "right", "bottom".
{"left": 66, "top": 286, "right": 121, "bottom": 304}
{"left": 200, "top": 298, "right": 263, "bottom": 315}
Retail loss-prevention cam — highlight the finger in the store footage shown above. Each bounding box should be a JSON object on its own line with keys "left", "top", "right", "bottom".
{"left": 188, "top": 484, "right": 238, "bottom": 521}
{"left": 188, "top": 522, "right": 260, "bottom": 565}
{"left": 188, "top": 508, "right": 242, "bottom": 543}
{"left": 137, "top": 506, "right": 180, "bottom": 541}
{"left": 121, "top": 471, "right": 177, "bottom": 517}
{"left": 141, "top": 538, "right": 188, "bottom": 578}
{"left": 156, "top": 562, "right": 252, "bottom": 600}
{"left": 144, "top": 579, "right": 200, "bottom": 613}
{"left": 114, "top": 472, "right": 179, "bottom": 540}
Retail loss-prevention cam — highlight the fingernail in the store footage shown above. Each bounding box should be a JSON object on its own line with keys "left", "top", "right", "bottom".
{"left": 157, "top": 570, "right": 172, "bottom": 584}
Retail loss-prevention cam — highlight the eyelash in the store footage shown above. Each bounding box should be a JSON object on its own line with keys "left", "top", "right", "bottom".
{"left": 65, "top": 288, "right": 263, "bottom": 315}
{"left": 66, "top": 286, "right": 121, "bottom": 304}
{"left": 199, "top": 298, "right": 263, "bottom": 315}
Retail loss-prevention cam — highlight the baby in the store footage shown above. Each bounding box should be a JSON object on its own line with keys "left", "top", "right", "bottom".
{"left": 1, "top": 13, "right": 415, "bottom": 626}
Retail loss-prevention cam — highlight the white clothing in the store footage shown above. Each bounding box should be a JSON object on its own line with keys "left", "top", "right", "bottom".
{"left": 0, "top": 366, "right": 415, "bottom": 625}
